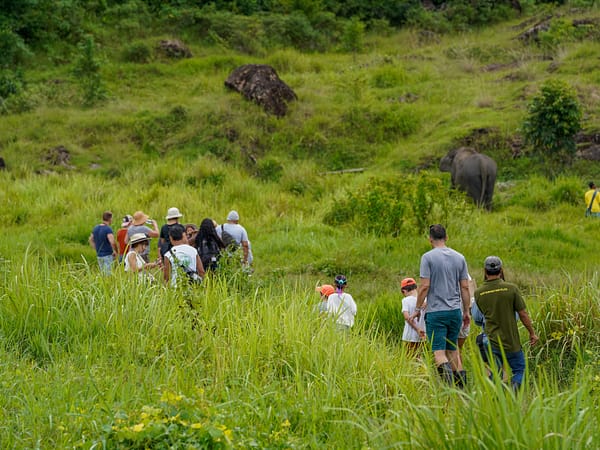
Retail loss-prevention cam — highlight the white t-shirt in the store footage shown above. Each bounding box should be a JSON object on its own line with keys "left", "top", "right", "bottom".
{"left": 402, "top": 294, "right": 426, "bottom": 342}
{"left": 165, "top": 244, "right": 199, "bottom": 286}
{"left": 326, "top": 292, "right": 357, "bottom": 328}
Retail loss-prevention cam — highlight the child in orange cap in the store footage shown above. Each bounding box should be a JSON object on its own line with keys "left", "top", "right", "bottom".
{"left": 401, "top": 277, "right": 426, "bottom": 354}
{"left": 316, "top": 284, "right": 335, "bottom": 313}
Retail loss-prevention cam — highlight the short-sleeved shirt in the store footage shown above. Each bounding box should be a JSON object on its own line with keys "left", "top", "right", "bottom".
{"left": 475, "top": 278, "right": 527, "bottom": 353}
{"left": 326, "top": 292, "right": 357, "bottom": 328}
{"left": 585, "top": 188, "right": 600, "bottom": 213}
{"left": 159, "top": 223, "right": 177, "bottom": 257}
{"left": 402, "top": 294, "right": 426, "bottom": 342}
{"left": 419, "top": 246, "right": 468, "bottom": 313}
{"left": 117, "top": 228, "right": 129, "bottom": 256}
{"left": 164, "top": 244, "right": 198, "bottom": 287}
{"left": 217, "top": 223, "right": 253, "bottom": 264}
{"left": 92, "top": 224, "right": 114, "bottom": 257}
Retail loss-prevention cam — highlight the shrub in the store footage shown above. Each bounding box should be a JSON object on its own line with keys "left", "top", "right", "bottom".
{"left": 323, "top": 172, "right": 450, "bottom": 237}
{"left": 72, "top": 36, "right": 107, "bottom": 107}
{"left": 255, "top": 157, "right": 284, "bottom": 182}
{"left": 262, "top": 12, "right": 323, "bottom": 51}
{"left": 121, "top": 41, "right": 152, "bottom": 63}
{"left": 0, "top": 28, "right": 32, "bottom": 68}
{"left": 341, "top": 17, "right": 365, "bottom": 53}
{"left": 522, "top": 79, "right": 582, "bottom": 174}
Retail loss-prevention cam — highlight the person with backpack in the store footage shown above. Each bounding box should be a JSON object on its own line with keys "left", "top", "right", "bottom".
{"left": 163, "top": 224, "right": 204, "bottom": 287}
{"left": 217, "top": 210, "right": 253, "bottom": 266}
{"left": 326, "top": 275, "right": 357, "bottom": 332}
{"left": 159, "top": 207, "right": 184, "bottom": 259}
{"left": 195, "top": 218, "right": 225, "bottom": 272}
{"left": 584, "top": 181, "right": 600, "bottom": 217}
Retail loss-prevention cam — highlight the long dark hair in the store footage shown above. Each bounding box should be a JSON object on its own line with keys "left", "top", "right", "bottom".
{"left": 195, "top": 218, "right": 225, "bottom": 250}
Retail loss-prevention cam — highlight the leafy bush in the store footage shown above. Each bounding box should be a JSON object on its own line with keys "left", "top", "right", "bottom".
{"left": 255, "top": 157, "right": 284, "bottom": 182}
{"left": 341, "top": 17, "right": 365, "bottom": 53}
{"left": 0, "top": 70, "right": 24, "bottom": 100}
{"left": 0, "top": 28, "right": 32, "bottom": 68}
{"left": 72, "top": 36, "right": 107, "bottom": 107}
{"left": 121, "top": 41, "right": 152, "bottom": 63}
{"left": 522, "top": 79, "right": 582, "bottom": 173}
{"left": 101, "top": 390, "right": 232, "bottom": 448}
{"left": 323, "top": 172, "right": 450, "bottom": 237}
{"left": 262, "top": 12, "right": 323, "bottom": 51}
{"left": 538, "top": 18, "right": 591, "bottom": 52}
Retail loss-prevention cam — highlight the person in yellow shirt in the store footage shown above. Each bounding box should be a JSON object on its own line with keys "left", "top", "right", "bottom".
{"left": 585, "top": 182, "right": 600, "bottom": 217}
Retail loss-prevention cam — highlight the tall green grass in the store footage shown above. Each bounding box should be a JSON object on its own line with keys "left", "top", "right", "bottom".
{"left": 0, "top": 254, "right": 597, "bottom": 448}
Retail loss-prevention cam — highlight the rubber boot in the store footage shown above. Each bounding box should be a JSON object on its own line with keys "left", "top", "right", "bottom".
{"left": 453, "top": 370, "right": 467, "bottom": 389}
{"left": 437, "top": 362, "right": 453, "bottom": 385}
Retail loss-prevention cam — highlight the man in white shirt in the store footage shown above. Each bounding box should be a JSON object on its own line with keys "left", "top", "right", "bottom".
{"left": 163, "top": 224, "right": 204, "bottom": 287}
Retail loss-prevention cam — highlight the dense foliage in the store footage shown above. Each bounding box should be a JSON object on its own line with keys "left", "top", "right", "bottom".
{"left": 0, "top": 0, "right": 531, "bottom": 62}
{"left": 523, "top": 79, "right": 582, "bottom": 172}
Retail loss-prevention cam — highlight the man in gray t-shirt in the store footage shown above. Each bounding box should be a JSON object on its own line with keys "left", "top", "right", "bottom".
{"left": 217, "top": 210, "right": 253, "bottom": 265}
{"left": 416, "top": 224, "right": 471, "bottom": 387}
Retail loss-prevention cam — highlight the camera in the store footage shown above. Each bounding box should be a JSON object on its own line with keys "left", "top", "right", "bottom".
{"left": 146, "top": 219, "right": 153, "bottom": 224}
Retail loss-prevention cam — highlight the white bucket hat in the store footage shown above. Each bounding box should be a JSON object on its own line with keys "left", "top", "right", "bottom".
{"left": 129, "top": 233, "right": 149, "bottom": 246}
{"left": 165, "top": 207, "right": 183, "bottom": 220}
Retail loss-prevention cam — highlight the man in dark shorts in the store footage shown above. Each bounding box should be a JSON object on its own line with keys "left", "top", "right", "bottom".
{"left": 416, "top": 224, "right": 471, "bottom": 387}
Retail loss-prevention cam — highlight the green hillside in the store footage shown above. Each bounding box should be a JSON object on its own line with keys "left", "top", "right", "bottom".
{"left": 1, "top": 2, "right": 600, "bottom": 448}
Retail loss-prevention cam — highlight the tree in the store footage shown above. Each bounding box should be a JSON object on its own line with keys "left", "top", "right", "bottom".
{"left": 522, "top": 79, "right": 581, "bottom": 174}
{"left": 72, "top": 36, "right": 107, "bottom": 107}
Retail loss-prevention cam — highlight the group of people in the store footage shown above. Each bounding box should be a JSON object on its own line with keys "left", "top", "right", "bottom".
{"left": 89, "top": 208, "right": 253, "bottom": 286}
{"left": 92, "top": 211, "right": 538, "bottom": 389}
{"left": 399, "top": 224, "right": 538, "bottom": 391}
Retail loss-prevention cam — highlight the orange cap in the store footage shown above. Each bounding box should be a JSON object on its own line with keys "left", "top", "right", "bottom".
{"left": 401, "top": 278, "right": 417, "bottom": 289}
{"left": 316, "top": 284, "right": 335, "bottom": 297}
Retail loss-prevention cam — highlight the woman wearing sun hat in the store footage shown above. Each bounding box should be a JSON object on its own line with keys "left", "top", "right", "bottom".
{"left": 124, "top": 233, "right": 161, "bottom": 281}
{"left": 126, "top": 211, "right": 159, "bottom": 263}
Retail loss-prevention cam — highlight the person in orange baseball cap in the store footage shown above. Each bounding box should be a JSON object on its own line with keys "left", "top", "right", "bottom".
{"left": 316, "top": 284, "right": 335, "bottom": 313}
{"left": 401, "top": 277, "right": 426, "bottom": 355}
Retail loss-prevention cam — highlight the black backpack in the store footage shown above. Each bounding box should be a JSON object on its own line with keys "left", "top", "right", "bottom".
{"left": 198, "top": 238, "right": 221, "bottom": 271}
{"left": 220, "top": 224, "right": 239, "bottom": 251}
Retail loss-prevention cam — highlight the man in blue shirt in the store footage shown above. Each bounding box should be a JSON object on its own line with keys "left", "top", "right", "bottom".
{"left": 89, "top": 211, "right": 118, "bottom": 275}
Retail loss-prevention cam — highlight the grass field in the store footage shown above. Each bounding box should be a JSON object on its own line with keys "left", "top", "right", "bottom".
{"left": 1, "top": 3, "right": 600, "bottom": 448}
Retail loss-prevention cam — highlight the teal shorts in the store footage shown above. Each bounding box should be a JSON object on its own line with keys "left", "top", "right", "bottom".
{"left": 425, "top": 309, "right": 462, "bottom": 351}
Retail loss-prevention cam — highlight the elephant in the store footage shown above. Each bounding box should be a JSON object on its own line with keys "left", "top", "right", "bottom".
{"left": 439, "top": 147, "right": 497, "bottom": 210}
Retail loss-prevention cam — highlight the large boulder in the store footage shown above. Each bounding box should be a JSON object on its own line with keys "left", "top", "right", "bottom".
{"left": 225, "top": 64, "right": 297, "bottom": 117}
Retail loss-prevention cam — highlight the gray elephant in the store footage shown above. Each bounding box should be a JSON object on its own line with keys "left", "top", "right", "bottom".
{"left": 439, "top": 147, "right": 497, "bottom": 210}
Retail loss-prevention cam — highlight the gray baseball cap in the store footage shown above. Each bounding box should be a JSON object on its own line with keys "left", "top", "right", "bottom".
{"left": 484, "top": 256, "right": 503, "bottom": 272}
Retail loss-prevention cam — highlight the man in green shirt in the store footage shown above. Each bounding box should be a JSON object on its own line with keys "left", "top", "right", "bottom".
{"left": 474, "top": 256, "right": 538, "bottom": 390}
